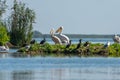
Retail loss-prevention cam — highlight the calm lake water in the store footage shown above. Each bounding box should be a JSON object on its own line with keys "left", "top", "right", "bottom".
{"left": 0, "top": 38, "right": 119, "bottom": 80}
{"left": 34, "top": 37, "right": 114, "bottom": 44}
{"left": 0, "top": 57, "right": 120, "bottom": 80}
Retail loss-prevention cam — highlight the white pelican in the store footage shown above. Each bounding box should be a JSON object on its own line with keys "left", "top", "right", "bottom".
{"left": 56, "top": 26, "right": 70, "bottom": 44}
{"left": 113, "top": 34, "right": 120, "bottom": 43}
{"left": 50, "top": 28, "right": 62, "bottom": 44}
{"left": 0, "top": 44, "right": 9, "bottom": 53}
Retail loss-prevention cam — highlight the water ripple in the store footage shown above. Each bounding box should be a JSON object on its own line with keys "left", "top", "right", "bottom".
{"left": 0, "top": 57, "right": 120, "bottom": 71}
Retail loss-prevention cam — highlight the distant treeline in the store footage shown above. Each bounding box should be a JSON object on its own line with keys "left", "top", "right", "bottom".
{"left": 33, "top": 31, "right": 118, "bottom": 38}
{"left": 43, "top": 34, "right": 115, "bottom": 38}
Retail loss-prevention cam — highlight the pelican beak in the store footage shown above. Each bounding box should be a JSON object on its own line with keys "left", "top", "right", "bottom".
{"left": 56, "top": 27, "right": 62, "bottom": 33}
{"left": 50, "top": 28, "right": 54, "bottom": 35}
{"left": 50, "top": 29, "right": 52, "bottom": 35}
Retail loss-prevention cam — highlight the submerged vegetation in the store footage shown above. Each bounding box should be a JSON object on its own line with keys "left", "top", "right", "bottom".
{"left": 18, "top": 43, "right": 120, "bottom": 57}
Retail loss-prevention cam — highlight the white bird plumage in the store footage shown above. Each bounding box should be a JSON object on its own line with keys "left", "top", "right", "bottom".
{"left": 104, "top": 41, "right": 110, "bottom": 48}
{"left": 50, "top": 28, "right": 62, "bottom": 44}
{"left": 0, "top": 45, "right": 9, "bottom": 53}
{"left": 113, "top": 34, "right": 120, "bottom": 43}
{"left": 56, "top": 26, "right": 70, "bottom": 45}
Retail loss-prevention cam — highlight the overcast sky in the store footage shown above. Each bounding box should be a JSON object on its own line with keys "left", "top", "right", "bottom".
{"left": 5, "top": 0, "right": 120, "bottom": 34}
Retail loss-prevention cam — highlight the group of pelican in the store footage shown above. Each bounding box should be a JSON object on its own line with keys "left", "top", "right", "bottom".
{"left": 50, "top": 26, "right": 70, "bottom": 45}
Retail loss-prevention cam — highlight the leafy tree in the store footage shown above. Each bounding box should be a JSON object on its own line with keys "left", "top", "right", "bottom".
{"left": 8, "top": 0, "right": 35, "bottom": 46}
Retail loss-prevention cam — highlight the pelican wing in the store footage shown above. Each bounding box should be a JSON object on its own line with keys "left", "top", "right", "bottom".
{"left": 57, "top": 34, "right": 70, "bottom": 44}
{"left": 51, "top": 36, "right": 62, "bottom": 44}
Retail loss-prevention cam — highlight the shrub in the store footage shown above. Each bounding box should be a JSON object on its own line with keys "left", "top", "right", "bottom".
{"left": 0, "top": 25, "right": 9, "bottom": 45}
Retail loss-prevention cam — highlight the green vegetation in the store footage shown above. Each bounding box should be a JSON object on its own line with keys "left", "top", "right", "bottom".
{"left": 0, "top": 0, "right": 36, "bottom": 47}
{"left": 108, "top": 43, "right": 120, "bottom": 57}
{"left": 0, "top": 24, "right": 9, "bottom": 46}
{"left": 18, "top": 43, "right": 120, "bottom": 57}
{"left": 8, "top": 0, "right": 35, "bottom": 46}
{"left": 0, "top": 0, "right": 9, "bottom": 46}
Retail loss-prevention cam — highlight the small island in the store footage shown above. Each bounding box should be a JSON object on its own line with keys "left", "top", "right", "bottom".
{"left": 18, "top": 42, "right": 120, "bottom": 57}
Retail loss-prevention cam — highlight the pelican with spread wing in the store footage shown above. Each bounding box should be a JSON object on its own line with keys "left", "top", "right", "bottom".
{"left": 50, "top": 28, "right": 62, "bottom": 44}
{"left": 56, "top": 26, "right": 70, "bottom": 44}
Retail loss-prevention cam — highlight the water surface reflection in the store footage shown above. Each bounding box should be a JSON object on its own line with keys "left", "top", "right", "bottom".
{"left": 0, "top": 53, "right": 120, "bottom": 80}
{"left": 0, "top": 67, "right": 120, "bottom": 80}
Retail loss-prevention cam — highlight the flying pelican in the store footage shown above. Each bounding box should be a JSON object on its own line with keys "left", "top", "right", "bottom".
{"left": 104, "top": 41, "right": 110, "bottom": 48}
{"left": 56, "top": 26, "right": 70, "bottom": 45}
{"left": 113, "top": 34, "right": 120, "bottom": 43}
{"left": 50, "top": 28, "right": 62, "bottom": 44}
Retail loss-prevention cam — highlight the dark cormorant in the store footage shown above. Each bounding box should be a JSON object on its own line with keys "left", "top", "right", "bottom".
{"left": 30, "top": 39, "right": 36, "bottom": 44}
{"left": 76, "top": 39, "right": 82, "bottom": 49}
{"left": 40, "top": 37, "right": 46, "bottom": 44}
{"left": 83, "top": 41, "right": 89, "bottom": 47}
{"left": 66, "top": 40, "right": 72, "bottom": 48}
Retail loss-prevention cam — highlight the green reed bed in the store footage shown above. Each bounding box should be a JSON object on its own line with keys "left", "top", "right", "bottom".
{"left": 18, "top": 43, "right": 120, "bottom": 57}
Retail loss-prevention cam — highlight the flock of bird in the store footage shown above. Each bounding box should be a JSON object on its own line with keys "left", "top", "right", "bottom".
{"left": 23, "top": 26, "right": 120, "bottom": 50}
{"left": 49, "top": 26, "right": 91, "bottom": 49}
{"left": 49, "top": 26, "right": 120, "bottom": 49}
